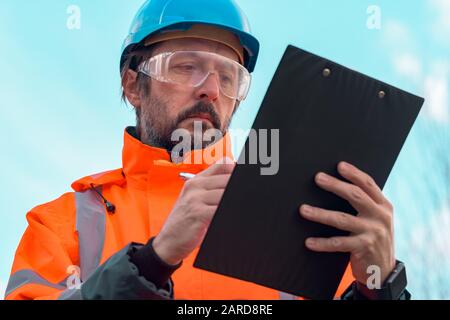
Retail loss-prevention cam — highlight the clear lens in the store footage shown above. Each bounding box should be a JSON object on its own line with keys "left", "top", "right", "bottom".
{"left": 138, "top": 51, "right": 251, "bottom": 101}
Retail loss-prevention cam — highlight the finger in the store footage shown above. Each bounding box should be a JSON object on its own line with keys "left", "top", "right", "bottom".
{"left": 199, "top": 158, "right": 236, "bottom": 177}
{"left": 197, "top": 174, "right": 233, "bottom": 191}
{"left": 305, "top": 235, "right": 361, "bottom": 253}
{"left": 337, "top": 162, "right": 386, "bottom": 205}
{"left": 215, "top": 157, "right": 236, "bottom": 165}
{"left": 299, "top": 205, "right": 367, "bottom": 233}
{"left": 202, "top": 189, "right": 226, "bottom": 206}
{"left": 315, "top": 172, "right": 378, "bottom": 215}
{"left": 184, "top": 174, "right": 231, "bottom": 192}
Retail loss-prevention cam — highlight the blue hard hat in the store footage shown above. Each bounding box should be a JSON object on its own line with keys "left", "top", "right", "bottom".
{"left": 120, "top": 0, "right": 260, "bottom": 73}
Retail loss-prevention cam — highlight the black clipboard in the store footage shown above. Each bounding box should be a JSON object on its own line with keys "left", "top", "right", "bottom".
{"left": 193, "top": 45, "right": 424, "bottom": 300}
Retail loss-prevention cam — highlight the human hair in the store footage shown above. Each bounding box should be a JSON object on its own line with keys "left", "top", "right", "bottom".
{"left": 120, "top": 43, "right": 160, "bottom": 104}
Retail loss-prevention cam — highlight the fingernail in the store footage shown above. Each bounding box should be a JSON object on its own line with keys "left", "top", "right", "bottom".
{"left": 301, "top": 205, "right": 313, "bottom": 215}
{"left": 317, "top": 173, "right": 329, "bottom": 183}
{"left": 339, "top": 162, "right": 349, "bottom": 172}
{"left": 306, "top": 238, "right": 316, "bottom": 246}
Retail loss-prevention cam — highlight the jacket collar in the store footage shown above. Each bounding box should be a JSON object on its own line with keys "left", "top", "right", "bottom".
{"left": 72, "top": 127, "right": 234, "bottom": 192}
{"left": 122, "top": 126, "right": 234, "bottom": 179}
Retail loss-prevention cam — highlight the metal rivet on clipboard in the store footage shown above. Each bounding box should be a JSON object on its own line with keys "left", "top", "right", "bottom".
{"left": 378, "top": 90, "right": 386, "bottom": 99}
{"left": 322, "top": 68, "right": 331, "bottom": 77}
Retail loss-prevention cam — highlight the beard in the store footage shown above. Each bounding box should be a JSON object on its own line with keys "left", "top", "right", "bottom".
{"left": 136, "top": 95, "right": 233, "bottom": 153}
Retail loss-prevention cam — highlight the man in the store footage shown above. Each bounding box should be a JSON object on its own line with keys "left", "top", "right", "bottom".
{"left": 5, "top": 0, "right": 409, "bottom": 300}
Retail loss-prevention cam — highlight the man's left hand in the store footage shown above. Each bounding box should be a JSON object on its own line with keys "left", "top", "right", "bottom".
{"left": 299, "top": 161, "right": 396, "bottom": 285}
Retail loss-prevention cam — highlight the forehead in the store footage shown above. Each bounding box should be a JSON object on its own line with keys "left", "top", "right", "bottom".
{"left": 152, "top": 38, "right": 240, "bottom": 63}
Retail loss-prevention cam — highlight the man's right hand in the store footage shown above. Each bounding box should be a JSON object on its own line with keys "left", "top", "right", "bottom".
{"left": 153, "top": 158, "right": 235, "bottom": 266}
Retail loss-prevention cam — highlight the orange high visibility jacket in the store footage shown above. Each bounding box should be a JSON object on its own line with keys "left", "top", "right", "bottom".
{"left": 6, "top": 127, "right": 354, "bottom": 300}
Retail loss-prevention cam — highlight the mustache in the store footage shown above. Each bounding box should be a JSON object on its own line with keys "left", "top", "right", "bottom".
{"left": 175, "top": 102, "right": 222, "bottom": 129}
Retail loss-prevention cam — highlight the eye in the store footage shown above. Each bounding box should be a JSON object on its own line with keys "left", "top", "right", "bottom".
{"left": 172, "top": 64, "right": 197, "bottom": 73}
{"left": 220, "top": 73, "right": 234, "bottom": 85}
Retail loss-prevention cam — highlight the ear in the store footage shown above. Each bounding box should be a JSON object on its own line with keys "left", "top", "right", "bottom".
{"left": 122, "top": 69, "right": 142, "bottom": 108}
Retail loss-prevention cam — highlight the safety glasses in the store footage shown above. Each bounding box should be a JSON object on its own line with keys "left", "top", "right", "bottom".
{"left": 137, "top": 50, "right": 251, "bottom": 101}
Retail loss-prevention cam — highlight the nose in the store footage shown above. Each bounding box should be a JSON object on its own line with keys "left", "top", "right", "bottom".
{"left": 195, "top": 72, "right": 220, "bottom": 102}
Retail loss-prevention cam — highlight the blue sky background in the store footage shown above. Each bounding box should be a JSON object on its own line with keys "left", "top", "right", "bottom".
{"left": 1, "top": 0, "right": 449, "bottom": 299}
